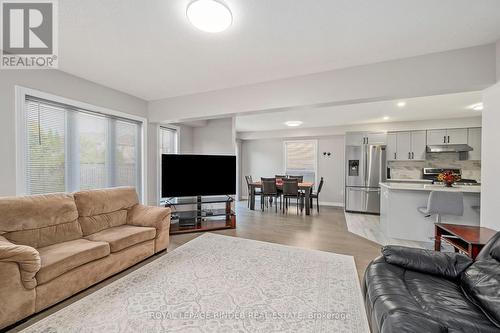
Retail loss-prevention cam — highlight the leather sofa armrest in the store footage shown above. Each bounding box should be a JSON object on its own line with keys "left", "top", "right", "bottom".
{"left": 0, "top": 236, "right": 41, "bottom": 289}
{"left": 382, "top": 245, "right": 473, "bottom": 279}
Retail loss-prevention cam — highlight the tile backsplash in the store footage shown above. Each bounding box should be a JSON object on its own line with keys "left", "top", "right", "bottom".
{"left": 388, "top": 152, "right": 481, "bottom": 181}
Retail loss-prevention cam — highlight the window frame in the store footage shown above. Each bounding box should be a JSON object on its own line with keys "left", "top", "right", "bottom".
{"left": 15, "top": 86, "right": 148, "bottom": 203}
{"left": 157, "top": 124, "right": 179, "bottom": 203}
{"left": 283, "top": 139, "right": 318, "bottom": 185}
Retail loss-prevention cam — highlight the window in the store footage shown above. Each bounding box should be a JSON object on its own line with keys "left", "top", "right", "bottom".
{"left": 284, "top": 140, "right": 317, "bottom": 183}
{"left": 23, "top": 96, "right": 143, "bottom": 196}
{"left": 159, "top": 126, "right": 178, "bottom": 154}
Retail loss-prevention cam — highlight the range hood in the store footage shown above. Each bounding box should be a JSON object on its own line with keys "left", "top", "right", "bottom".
{"left": 426, "top": 144, "right": 473, "bottom": 153}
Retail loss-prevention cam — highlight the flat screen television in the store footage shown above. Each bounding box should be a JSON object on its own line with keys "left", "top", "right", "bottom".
{"left": 161, "top": 154, "right": 236, "bottom": 197}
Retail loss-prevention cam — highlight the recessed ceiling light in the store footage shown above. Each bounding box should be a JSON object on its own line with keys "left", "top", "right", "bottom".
{"left": 186, "top": 0, "right": 232, "bottom": 33}
{"left": 284, "top": 121, "right": 303, "bottom": 127}
{"left": 470, "top": 102, "right": 484, "bottom": 111}
{"left": 397, "top": 101, "right": 406, "bottom": 108}
{"left": 383, "top": 116, "right": 390, "bottom": 120}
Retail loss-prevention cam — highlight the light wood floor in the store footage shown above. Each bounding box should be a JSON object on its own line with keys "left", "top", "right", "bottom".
{"left": 7, "top": 201, "right": 381, "bottom": 332}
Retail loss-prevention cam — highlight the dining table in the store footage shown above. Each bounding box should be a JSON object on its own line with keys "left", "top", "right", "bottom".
{"left": 248, "top": 180, "right": 315, "bottom": 215}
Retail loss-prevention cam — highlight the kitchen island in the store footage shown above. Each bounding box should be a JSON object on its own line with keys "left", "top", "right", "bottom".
{"left": 380, "top": 182, "right": 480, "bottom": 243}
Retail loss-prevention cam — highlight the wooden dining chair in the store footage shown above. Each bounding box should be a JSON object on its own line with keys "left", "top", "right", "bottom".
{"left": 275, "top": 175, "right": 287, "bottom": 181}
{"left": 245, "top": 175, "right": 260, "bottom": 208}
{"left": 261, "top": 177, "right": 279, "bottom": 212}
{"left": 282, "top": 178, "right": 303, "bottom": 214}
{"left": 288, "top": 175, "right": 304, "bottom": 183}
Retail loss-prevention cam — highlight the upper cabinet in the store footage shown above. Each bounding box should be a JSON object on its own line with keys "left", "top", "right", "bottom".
{"left": 345, "top": 132, "right": 387, "bottom": 145}
{"left": 388, "top": 130, "right": 426, "bottom": 161}
{"left": 468, "top": 128, "right": 482, "bottom": 160}
{"left": 427, "top": 128, "right": 468, "bottom": 145}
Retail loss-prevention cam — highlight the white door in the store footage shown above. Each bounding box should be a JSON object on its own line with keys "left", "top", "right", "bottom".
{"left": 396, "top": 132, "right": 411, "bottom": 160}
{"left": 447, "top": 128, "right": 468, "bottom": 144}
{"left": 345, "top": 132, "right": 365, "bottom": 145}
{"left": 410, "top": 131, "right": 427, "bottom": 160}
{"left": 367, "top": 132, "right": 387, "bottom": 145}
{"left": 468, "top": 128, "right": 482, "bottom": 160}
{"left": 386, "top": 133, "right": 397, "bottom": 161}
{"left": 427, "top": 129, "right": 447, "bottom": 145}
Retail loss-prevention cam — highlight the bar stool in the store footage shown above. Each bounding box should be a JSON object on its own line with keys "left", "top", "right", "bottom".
{"left": 418, "top": 191, "right": 464, "bottom": 223}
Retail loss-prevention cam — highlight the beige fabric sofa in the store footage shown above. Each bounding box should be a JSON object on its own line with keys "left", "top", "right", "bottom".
{"left": 0, "top": 187, "right": 170, "bottom": 329}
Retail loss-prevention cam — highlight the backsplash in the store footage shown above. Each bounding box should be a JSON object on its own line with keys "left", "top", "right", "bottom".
{"left": 388, "top": 152, "right": 481, "bottom": 181}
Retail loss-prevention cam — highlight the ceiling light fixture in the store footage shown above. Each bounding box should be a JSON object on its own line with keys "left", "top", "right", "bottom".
{"left": 383, "top": 116, "right": 390, "bottom": 120}
{"left": 186, "top": 0, "right": 232, "bottom": 33}
{"left": 397, "top": 101, "right": 406, "bottom": 108}
{"left": 285, "top": 121, "right": 303, "bottom": 127}
{"left": 470, "top": 102, "right": 484, "bottom": 111}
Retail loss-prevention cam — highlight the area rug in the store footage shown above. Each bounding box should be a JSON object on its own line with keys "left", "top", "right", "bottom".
{"left": 21, "top": 233, "right": 370, "bottom": 333}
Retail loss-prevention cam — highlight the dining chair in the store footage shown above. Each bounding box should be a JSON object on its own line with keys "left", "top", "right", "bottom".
{"left": 245, "top": 175, "right": 260, "bottom": 208}
{"left": 281, "top": 178, "right": 303, "bottom": 214}
{"left": 288, "top": 175, "right": 304, "bottom": 183}
{"left": 275, "top": 175, "right": 287, "bottom": 181}
{"left": 261, "top": 177, "right": 279, "bottom": 212}
{"left": 309, "top": 177, "right": 324, "bottom": 213}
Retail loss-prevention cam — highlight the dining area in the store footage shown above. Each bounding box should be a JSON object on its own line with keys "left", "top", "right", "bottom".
{"left": 245, "top": 175, "right": 324, "bottom": 216}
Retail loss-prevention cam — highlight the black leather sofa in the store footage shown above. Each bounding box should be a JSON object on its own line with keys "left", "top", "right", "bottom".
{"left": 363, "top": 231, "right": 500, "bottom": 333}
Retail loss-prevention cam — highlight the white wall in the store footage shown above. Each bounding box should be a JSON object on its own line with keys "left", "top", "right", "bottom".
{"left": 0, "top": 70, "right": 148, "bottom": 197}
{"left": 191, "top": 118, "right": 235, "bottom": 155}
{"left": 149, "top": 44, "right": 496, "bottom": 122}
{"left": 481, "top": 82, "right": 500, "bottom": 230}
{"left": 179, "top": 125, "right": 194, "bottom": 153}
{"left": 496, "top": 40, "right": 500, "bottom": 81}
{"left": 241, "top": 136, "right": 345, "bottom": 206}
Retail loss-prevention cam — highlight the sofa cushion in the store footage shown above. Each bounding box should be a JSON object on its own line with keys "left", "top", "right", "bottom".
{"left": 0, "top": 193, "right": 82, "bottom": 248}
{"left": 84, "top": 225, "right": 156, "bottom": 253}
{"left": 36, "top": 239, "right": 110, "bottom": 285}
{"left": 461, "top": 258, "right": 500, "bottom": 328}
{"left": 74, "top": 187, "right": 138, "bottom": 236}
{"left": 364, "top": 258, "right": 499, "bottom": 332}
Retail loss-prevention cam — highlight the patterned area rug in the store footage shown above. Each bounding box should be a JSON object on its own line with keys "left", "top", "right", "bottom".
{"left": 21, "top": 233, "right": 369, "bottom": 333}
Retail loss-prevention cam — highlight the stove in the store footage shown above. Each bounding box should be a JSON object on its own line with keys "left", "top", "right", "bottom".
{"left": 422, "top": 168, "right": 480, "bottom": 186}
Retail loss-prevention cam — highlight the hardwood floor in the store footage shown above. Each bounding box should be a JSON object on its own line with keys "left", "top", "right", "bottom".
{"left": 7, "top": 201, "right": 381, "bottom": 332}
{"left": 170, "top": 201, "right": 382, "bottom": 279}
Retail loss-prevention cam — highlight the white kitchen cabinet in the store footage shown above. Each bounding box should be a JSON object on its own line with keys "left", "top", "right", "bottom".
{"left": 410, "top": 131, "right": 427, "bottom": 160}
{"left": 468, "top": 128, "right": 482, "bottom": 160}
{"left": 427, "top": 129, "right": 447, "bottom": 145}
{"left": 396, "top": 132, "right": 411, "bottom": 160}
{"left": 386, "top": 133, "right": 398, "bottom": 160}
{"left": 345, "top": 132, "right": 386, "bottom": 145}
{"left": 447, "top": 128, "right": 468, "bottom": 144}
{"left": 366, "top": 132, "right": 387, "bottom": 145}
{"left": 427, "top": 128, "right": 468, "bottom": 145}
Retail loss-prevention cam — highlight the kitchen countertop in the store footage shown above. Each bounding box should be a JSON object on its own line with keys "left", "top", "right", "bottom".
{"left": 386, "top": 179, "right": 433, "bottom": 183}
{"left": 380, "top": 182, "right": 481, "bottom": 193}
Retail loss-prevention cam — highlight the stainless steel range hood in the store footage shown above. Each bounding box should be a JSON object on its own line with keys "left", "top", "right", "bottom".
{"left": 426, "top": 144, "right": 473, "bottom": 153}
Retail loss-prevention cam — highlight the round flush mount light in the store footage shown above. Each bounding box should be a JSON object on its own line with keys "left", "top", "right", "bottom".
{"left": 396, "top": 101, "right": 406, "bottom": 108}
{"left": 186, "top": 0, "right": 232, "bottom": 33}
{"left": 285, "top": 121, "right": 303, "bottom": 127}
{"left": 470, "top": 102, "right": 484, "bottom": 112}
{"left": 383, "top": 116, "right": 390, "bottom": 120}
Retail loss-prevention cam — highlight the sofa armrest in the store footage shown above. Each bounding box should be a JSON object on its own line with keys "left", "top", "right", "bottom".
{"left": 127, "top": 204, "right": 171, "bottom": 229}
{"left": 127, "top": 205, "right": 171, "bottom": 252}
{"left": 382, "top": 245, "right": 473, "bottom": 280}
{"left": 0, "top": 236, "right": 41, "bottom": 289}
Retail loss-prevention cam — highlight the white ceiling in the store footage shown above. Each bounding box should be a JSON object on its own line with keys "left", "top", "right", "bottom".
{"left": 59, "top": 0, "right": 500, "bottom": 100}
{"left": 235, "top": 92, "right": 483, "bottom": 132}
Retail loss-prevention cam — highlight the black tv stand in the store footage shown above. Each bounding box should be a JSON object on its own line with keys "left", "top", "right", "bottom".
{"left": 162, "top": 196, "right": 236, "bottom": 235}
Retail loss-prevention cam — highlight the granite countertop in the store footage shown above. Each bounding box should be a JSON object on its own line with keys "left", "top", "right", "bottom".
{"left": 380, "top": 182, "right": 481, "bottom": 193}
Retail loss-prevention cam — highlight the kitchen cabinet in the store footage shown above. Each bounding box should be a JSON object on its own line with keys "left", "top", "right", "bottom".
{"left": 427, "top": 128, "right": 468, "bottom": 145}
{"left": 386, "top": 133, "right": 398, "bottom": 161}
{"left": 468, "top": 128, "right": 482, "bottom": 160}
{"left": 427, "top": 129, "right": 448, "bottom": 145}
{"left": 387, "top": 131, "right": 426, "bottom": 161}
{"left": 345, "top": 132, "right": 387, "bottom": 145}
{"left": 410, "top": 131, "right": 427, "bottom": 160}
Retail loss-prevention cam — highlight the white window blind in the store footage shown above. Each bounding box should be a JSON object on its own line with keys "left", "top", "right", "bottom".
{"left": 284, "top": 140, "right": 317, "bottom": 183}
{"left": 24, "top": 97, "right": 142, "bottom": 195}
{"left": 159, "top": 127, "right": 178, "bottom": 154}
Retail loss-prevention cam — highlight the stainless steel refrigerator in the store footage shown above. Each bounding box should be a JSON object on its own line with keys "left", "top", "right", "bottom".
{"left": 345, "top": 144, "right": 387, "bottom": 214}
